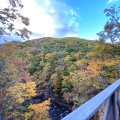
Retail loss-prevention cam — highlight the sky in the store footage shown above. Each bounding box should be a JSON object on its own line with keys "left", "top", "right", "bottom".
{"left": 0, "top": 0, "right": 120, "bottom": 43}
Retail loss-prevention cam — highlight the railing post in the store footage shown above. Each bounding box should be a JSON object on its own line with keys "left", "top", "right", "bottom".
{"left": 117, "top": 88, "right": 120, "bottom": 109}
{"left": 108, "top": 91, "right": 118, "bottom": 120}
{"left": 103, "top": 98, "right": 111, "bottom": 120}
{"left": 114, "top": 91, "right": 119, "bottom": 120}
{"left": 109, "top": 94, "right": 114, "bottom": 120}
{"left": 103, "top": 90, "right": 120, "bottom": 120}
{"left": 117, "top": 88, "right": 120, "bottom": 119}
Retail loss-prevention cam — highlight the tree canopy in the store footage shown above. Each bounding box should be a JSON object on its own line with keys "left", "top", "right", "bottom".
{"left": 97, "top": 5, "right": 120, "bottom": 44}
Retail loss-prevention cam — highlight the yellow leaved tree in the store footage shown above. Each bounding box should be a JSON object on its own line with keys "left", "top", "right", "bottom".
{"left": 23, "top": 98, "right": 51, "bottom": 120}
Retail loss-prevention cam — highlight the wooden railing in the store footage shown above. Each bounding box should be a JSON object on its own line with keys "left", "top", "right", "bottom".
{"left": 62, "top": 79, "right": 120, "bottom": 120}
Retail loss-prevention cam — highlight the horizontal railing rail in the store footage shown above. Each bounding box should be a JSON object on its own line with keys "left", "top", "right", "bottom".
{"left": 62, "top": 79, "right": 120, "bottom": 120}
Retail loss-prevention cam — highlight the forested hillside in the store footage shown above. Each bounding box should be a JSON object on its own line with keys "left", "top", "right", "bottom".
{"left": 0, "top": 37, "right": 120, "bottom": 120}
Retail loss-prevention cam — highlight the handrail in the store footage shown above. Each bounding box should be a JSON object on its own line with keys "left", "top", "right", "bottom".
{"left": 62, "top": 79, "right": 120, "bottom": 120}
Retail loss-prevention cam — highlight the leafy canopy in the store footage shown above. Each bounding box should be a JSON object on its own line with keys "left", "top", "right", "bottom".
{"left": 97, "top": 5, "right": 120, "bottom": 44}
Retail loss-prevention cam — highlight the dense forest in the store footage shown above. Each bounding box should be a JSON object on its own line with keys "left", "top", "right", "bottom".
{"left": 0, "top": 37, "right": 120, "bottom": 120}
{"left": 0, "top": 0, "right": 120, "bottom": 119}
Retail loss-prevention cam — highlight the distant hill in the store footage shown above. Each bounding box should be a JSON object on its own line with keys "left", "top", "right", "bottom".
{"left": 0, "top": 35, "right": 22, "bottom": 44}
{"left": 0, "top": 36, "right": 119, "bottom": 120}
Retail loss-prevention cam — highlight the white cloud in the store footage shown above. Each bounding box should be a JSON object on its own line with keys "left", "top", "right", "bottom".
{"left": 108, "top": 0, "right": 119, "bottom": 3}
{"left": 81, "top": 34, "right": 99, "bottom": 40}
{"left": 15, "top": 0, "right": 55, "bottom": 37}
{"left": 0, "top": 0, "right": 9, "bottom": 8}
{"left": 20, "top": 0, "right": 80, "bottom": 39}
{"left": 0, "top": 0, "right": 80, "bottom": 39}
{"left": 65, "top": 34, "right": 78, "bottom": 37}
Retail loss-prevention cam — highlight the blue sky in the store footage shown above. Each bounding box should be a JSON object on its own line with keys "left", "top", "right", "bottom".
{"left": 22, "top": 0, "right": 120, "bottom": 40}
{"left": 0, "top": 0, "right": 120, "bottom": 43}
{"left": 59, "top": 0, "right": 120, "bottom": 40}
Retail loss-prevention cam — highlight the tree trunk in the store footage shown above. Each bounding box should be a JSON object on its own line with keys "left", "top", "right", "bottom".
{"left": 101, "top": 75, "right": 108, "bottom": 87}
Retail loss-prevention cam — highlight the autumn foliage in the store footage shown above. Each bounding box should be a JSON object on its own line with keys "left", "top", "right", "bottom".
{"left": 0, "top": 36, "right": 120, "bottom": 119}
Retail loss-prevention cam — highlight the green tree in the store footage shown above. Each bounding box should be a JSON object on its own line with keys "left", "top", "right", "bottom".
{"left": 97, "top": 5, "right": 120, "bottom": 43}
{"left": 97, "top": 5, "right": 120, "bottom": 77}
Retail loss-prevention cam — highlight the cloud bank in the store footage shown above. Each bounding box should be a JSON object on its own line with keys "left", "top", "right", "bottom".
{"left": 20, "top": 0, "right": 80, "bottom": 39}
{"left": 108, "top": 0, "right": 119, "bottom": 3}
